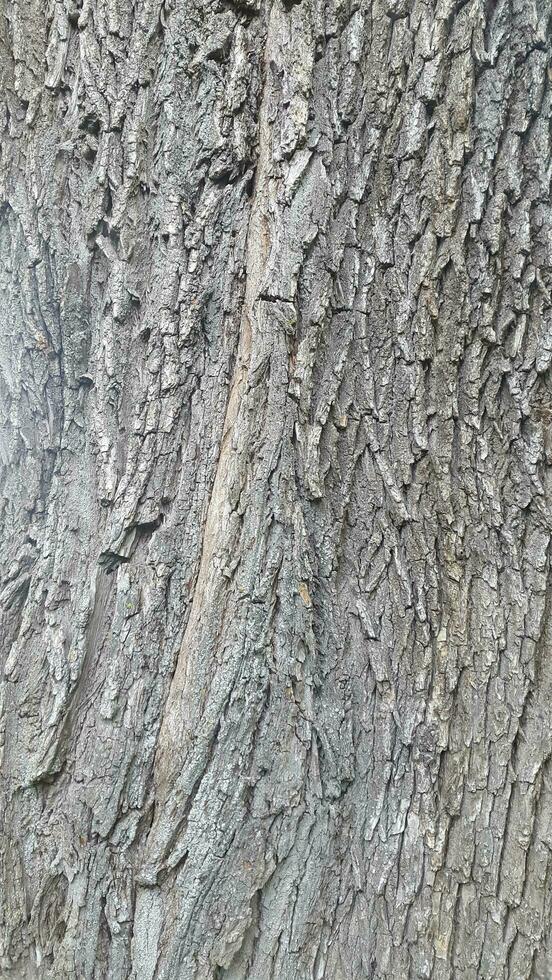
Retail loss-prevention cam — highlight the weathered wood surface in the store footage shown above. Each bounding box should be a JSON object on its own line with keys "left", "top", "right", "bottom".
{"left": 1, "top": 0, "right": 552, "bottom": 976}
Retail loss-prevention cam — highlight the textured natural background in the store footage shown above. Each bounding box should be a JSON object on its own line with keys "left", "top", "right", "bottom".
{"left": 1, "top": 0, "right": 552, "bottom": 976}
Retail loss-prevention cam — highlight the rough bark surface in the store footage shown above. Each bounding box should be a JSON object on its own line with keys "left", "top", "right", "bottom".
{"left": 1, "top": 0, "right": 552, "bottom": 976}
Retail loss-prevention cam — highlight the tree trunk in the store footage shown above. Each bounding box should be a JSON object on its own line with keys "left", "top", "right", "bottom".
{"left": 1, "top": 0, "right": 551, "bottom": 976}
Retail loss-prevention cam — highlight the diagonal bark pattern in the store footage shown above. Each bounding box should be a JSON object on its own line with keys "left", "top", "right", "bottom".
{"left": 1, "top": 0, "right": 551, "bottom": 976}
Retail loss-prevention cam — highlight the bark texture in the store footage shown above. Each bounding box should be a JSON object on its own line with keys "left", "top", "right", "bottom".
{"left": 1, "top": 0, "right": 552, "bottom": 976}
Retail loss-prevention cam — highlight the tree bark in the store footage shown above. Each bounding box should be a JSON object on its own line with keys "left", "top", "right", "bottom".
{"left": 1, "top": 0, "right": 552, "bottom": 976}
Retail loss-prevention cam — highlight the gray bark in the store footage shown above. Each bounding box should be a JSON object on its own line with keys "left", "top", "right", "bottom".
{"left": 1, "top": 0, "right": 552, "bottom": 976}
